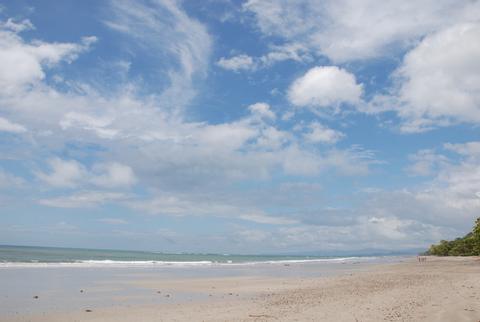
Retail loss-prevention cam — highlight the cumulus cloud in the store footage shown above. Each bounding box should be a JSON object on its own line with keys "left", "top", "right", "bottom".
{"left": 35, "top": 158, "right": 86, "bottom": 188}
{"left": 35, "top": 158, "right": 137, "bottom": 189}
{"left": 244, "top": 0, "right": 480, "bottom": 63}
{"left": 288, "top": 66, "right": 363, "bottom": 109}
{"left": 392, "top": 23, "right": 480, "bottom": 132}
{"left": 303, "top": 122, "right": 345, "bottom": 144}
{"left": 244, "top": 1, "right": 480, "bottom": 132}
{"left": 0, "top": 19, "right": 96, "bottom": 95}
{"left": 247, "top": 102, "right": 275, "bottom": 120}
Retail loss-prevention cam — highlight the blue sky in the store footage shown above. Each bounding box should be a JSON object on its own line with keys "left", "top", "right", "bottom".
{"left": 0, "top": 0, "right": 479, "bottom": 254}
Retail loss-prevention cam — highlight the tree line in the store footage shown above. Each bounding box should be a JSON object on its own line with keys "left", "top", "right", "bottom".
{"left": 425, "top": 218, "right": 480, "bottom": 256}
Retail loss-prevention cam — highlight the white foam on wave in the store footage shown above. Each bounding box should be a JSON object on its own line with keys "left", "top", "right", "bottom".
{"left": 0, "top": 256, "right": 380, "bottom": 269}
{"left": 0, "top": 260, "right": 214, "bottom": 268}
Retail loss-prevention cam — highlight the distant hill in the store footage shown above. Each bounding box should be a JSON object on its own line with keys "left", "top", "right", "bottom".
{"left": 425, "top": 218, "right": 480, "bottom": 256}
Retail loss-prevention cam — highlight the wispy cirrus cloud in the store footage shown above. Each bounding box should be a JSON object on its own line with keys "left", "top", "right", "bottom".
{"left": 104, "top": 0, "right": 212, "bottom": 113}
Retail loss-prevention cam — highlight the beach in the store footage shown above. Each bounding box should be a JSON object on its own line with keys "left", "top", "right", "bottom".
{"left": 1, "top": 256, "right": 479, "bottom": 321}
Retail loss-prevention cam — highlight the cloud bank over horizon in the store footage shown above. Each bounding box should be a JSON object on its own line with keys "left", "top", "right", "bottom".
{"left": 0, "top": 0, "right": 479, "bottom": 254}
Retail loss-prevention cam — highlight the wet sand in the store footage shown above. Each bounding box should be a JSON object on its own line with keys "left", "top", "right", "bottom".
{"left": 1, "top": 257, "right": 479, "bottom": 321}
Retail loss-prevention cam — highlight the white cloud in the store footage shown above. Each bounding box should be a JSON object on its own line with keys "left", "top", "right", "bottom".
{"left": 0, "top": 117, "right": 27, "bottom": 133}
{"left": 105, "top": 0, "right": 212, "bottom": 112}
{"left": 39, "top": 191, "right": 128, "bottom": 208}
{"left": 430, "top": 143, "right": 480, "bottom": 212}
{"left": 217, "top": 43, "right": 312, "bottom": 72}
{"left": 281, "top": 145, "right": 326, "bottom": 176}
{"left": 2, "top": 18, "right": 34, "bottom": 33}
{"left": 288, "top": 66, "right": 363, "bottom": 109}
{"left": 395, "top": 141, "right": 480, "bottom": 227}
{"left": 444, "top": 141, "right": 480, "bottom": 157}
{"left": 247, "top": 102, "right": 275, "bottom": 120}
{"left": 91, "top": 162, "right": 137, "bottom": 188}
{"left": 230, "top": 215, "right": 449, "bottom": 252}
{"left": 406, "top": 149, "right": 449, "bottom": 176}
{"left": 60, "top": 112, "right": 118, "bottom": 139}
{"left": 324, "top": 147, "right": 375, "bottom": 176}
{"left": 35, "top": 158, "right": 137, "bottom": 189}
{"left": 0, "top": 16, "right": 375, "bottom": 202}
{"left": 129, "top": 192, "right": 298, "bottom": 226}
{"left": 260, "top": 43, "right": 311, "bottom": 66}
{"left": 303, "top": 122, "right": 345, "bottom": 144}
{"left": 254, "top": 126, "right": 290, "bottom": 150}
{"left": 0, "top": 13, "right": 391, "bottom": 253}
{"left": 244, "top": 0, "right": 480, "bottom": 62}
{"left": 0, "top": 20, "right": 96, "bottom": 95}
{"left": 280, "top": 145, "right": 374, "bottom": 176}
{"left": 194, "top": 121, "right": 258, "bottom": 151}
{"left": 392, "top": 23, "right": 480, "bottom": 132}
{"left": 217, "top": 54, "right": 256, "bottom": 72}
{"left": 36, "top": 158, "right": 86, "bottom": 188}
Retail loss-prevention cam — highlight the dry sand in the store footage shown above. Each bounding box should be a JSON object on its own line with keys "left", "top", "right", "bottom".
{"left": 3, "top": 256, "right": 480, "bottom": 322}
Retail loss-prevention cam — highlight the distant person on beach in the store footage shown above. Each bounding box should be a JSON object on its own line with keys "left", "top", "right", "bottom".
{"left": 417, "top": 256, "right": 426, "bottom": 263}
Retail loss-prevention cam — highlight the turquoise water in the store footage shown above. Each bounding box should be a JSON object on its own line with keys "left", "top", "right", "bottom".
{"left": 0, "top": 245, "right": 371, "bottom": 267}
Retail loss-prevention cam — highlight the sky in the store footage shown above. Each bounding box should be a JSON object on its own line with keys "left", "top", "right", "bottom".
{"left": 0, "top": 0, "right": 479, "bottom": 254}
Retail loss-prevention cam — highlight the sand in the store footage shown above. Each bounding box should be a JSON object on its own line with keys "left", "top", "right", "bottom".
{"left": 2, "top": 256, "right": 479, "bottom": 322}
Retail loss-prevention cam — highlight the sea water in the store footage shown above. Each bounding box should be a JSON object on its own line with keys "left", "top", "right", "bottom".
{"left": 0, "top": 245, "right": 386, "bottom": 268}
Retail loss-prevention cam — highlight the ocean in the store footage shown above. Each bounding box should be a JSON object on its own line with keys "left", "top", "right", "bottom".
{"left": 0, "top": 245, "right": 382, "bottom": 268}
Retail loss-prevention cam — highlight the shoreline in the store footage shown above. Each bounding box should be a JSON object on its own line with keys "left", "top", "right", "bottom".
{"left": 0, "top": 255, "right": 394, "bottom": 269}
{"left": 1, "top": 256, "right": 479, "bottom": 321}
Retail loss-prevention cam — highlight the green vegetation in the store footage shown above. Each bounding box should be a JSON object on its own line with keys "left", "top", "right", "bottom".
{"left": 426, "top": 218, "right": 480, "bottom": 256}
